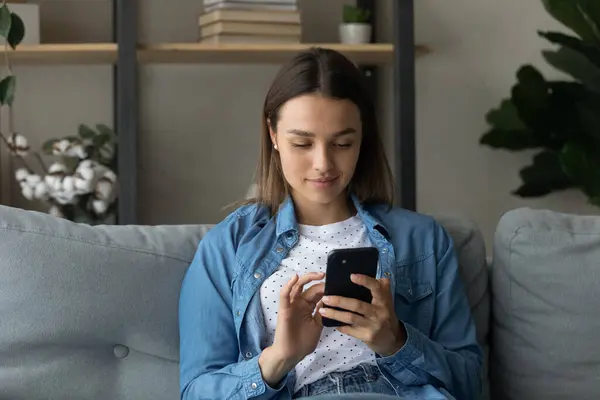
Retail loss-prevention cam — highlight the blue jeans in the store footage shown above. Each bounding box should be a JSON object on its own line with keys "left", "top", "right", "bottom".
{"left": 293, "top": 363, "right": 398, "bottom": 398}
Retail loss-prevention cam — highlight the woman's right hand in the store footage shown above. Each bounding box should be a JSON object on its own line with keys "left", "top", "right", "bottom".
{"left": 259, "top": 272, "right": 325, "bottom": 386}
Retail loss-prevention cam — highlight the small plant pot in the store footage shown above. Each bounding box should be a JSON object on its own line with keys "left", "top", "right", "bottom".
{"left": 339, "top": 23, "right": 372, "bottom": 44}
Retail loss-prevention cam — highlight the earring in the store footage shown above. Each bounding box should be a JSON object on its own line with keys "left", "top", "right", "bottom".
{"left": 273, "top": 144, "right": 279, "bottom": 150}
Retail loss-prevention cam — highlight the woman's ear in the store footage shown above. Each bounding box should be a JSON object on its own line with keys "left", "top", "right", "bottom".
{"left": 267, "top": 119, "right": 278, "bottom": 150}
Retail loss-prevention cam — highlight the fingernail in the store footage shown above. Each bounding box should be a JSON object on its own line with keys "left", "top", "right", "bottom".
{"left": 319, "top": 308, "right": 327, "bottom": 314}
{"left": 322, "top": 296, "right": 330, "bottom": 303}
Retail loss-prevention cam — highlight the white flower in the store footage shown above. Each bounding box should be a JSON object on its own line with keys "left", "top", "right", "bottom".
{"left": 20, "top": 182, "right": 34, "bottom": 200}
{"left": 53, "top": 191, "right": 77, "bottom": 205}
{"left": 15, "top": 168, "right": 29, "bottom": 182}
{"left": 91, "top": 199, "right": 108, "bottom": 215}
{"left": 78, "top": 160, "right": 98, "bottom": 171}
{"left": 70, "top": 144, "right": 88, "bottom": 159}
{"left": 49, "top": 205, "right": 64, "bottom": 218}
{"left": 52, "top": 139, "right": 88, "bottom": 159}
{"left": 7, "top": 133, "right": 29, "bottom": 156}
{"left": 48, "top": 162, "right": 67, "bottom": 176}
{"left": 33, "top": 181, "right": 49, "bottom": 200}
{"left": 94, "top": 180, "right": 113, "bottom": 201}
{"left": 62, "top": 176, "right": 75, "bottom": 193}
{"left": 25, "top": 174, "right": 41, "bottom": 187}
{"left": 52, "top": 139, "right": 70, "bottom": 155}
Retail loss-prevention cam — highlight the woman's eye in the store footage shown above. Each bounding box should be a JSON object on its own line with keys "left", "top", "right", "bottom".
{"left": 335, "top": 143, "right": 353, "bottom": 148}
{"left": 291, "top": 143, "right": 311, "bottom": 148}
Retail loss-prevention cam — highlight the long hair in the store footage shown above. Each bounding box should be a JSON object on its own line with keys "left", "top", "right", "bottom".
{"left": 247, "top": 47, "right": 394, "bottom": 215}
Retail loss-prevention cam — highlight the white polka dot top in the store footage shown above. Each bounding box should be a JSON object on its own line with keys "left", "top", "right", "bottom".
{"left": 259, "top": 214, "right": 377, "bottom": 393}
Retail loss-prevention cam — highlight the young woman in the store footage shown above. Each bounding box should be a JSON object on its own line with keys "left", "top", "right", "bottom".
{"left": 178, "top": 47, "right": 482, "bottom": 400}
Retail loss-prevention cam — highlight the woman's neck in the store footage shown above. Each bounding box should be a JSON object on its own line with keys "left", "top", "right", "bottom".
{"left": 291, "top": 192, "right": 356, "bottom": 226}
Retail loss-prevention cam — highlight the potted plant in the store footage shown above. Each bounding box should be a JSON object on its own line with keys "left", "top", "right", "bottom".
{"left": 480, "top": 0, "right": 600, "bottom": 208}
{"left": 0, "top": 2, "right": 119, "bottom": 224}
{"left": 339, "top": 4, "right": 372, "bottom": 44}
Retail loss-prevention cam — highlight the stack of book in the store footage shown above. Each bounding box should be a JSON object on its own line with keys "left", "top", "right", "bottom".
{"left": 199, "top": 0, "right": 301, "bottom": 44}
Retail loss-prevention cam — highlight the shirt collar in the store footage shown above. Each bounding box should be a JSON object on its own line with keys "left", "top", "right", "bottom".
{"left": 275, "top": 193, "right": 390, "bottom": 240}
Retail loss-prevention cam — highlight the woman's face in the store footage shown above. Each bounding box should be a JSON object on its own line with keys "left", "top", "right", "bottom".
{"left": 270, "top": 93, "right": 362, "bottom": 207}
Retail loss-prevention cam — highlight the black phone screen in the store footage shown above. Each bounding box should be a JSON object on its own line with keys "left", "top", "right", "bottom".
{"left": 322, "top": 247, "right": 379, "bottom": 327}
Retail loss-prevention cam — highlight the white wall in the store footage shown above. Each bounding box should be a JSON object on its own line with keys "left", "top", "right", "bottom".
{"left": 411, "top": 0, "right": 599, "bottom": 253}
{"left": 3, "top": 0, "right": 598, "bottom": 254}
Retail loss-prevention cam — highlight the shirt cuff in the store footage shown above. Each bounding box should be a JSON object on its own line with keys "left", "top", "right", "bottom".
{"left": 376, "top": 321, "right": 425, "bottom": 372}
{"left": 243, "top": 354, "right": 289, "bottom": 399}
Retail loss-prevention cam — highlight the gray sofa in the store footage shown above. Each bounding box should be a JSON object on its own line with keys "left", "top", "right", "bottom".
{"left": 1, "top": 204, "right": 599, "bottom": 400}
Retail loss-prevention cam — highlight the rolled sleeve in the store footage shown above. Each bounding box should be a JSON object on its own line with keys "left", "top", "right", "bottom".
{"left": 243, "top": 355, "right": 289, "bottom": 399}
{"left": 376, "top": 322, "right": 425, "bottom": 383}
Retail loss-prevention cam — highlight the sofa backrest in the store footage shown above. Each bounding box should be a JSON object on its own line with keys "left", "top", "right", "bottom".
{"left": 490, "top": 207, "right": 600, "bottom": 400}
{"left": 0, "top": 205, "right": 489, "bottom": 400}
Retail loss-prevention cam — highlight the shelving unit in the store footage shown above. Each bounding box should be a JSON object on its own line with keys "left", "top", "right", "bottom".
{"left": 9, "top": 1, "right": 424, "bottom": 224}
{"left": 137, "top": 43, "right": 429, "bottom": 64}
{"left": 5, "top": 43, "right": 429, "bottom": 65}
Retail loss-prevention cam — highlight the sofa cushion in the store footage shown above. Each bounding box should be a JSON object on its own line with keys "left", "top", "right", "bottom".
{"left": 490, "top": 207, "right": 600, "bottom": 400}
{"left": 0, "top": 205, "right": 211, "bottom": 400}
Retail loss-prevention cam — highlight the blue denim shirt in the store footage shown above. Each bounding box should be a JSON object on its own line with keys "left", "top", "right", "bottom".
{"left": 179, "top": 195, "right": 482, "bottom": 400}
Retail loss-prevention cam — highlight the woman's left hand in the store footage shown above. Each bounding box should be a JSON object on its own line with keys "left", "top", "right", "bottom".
{"left": 319, "top": 274, "right": 407, "bottom": 357}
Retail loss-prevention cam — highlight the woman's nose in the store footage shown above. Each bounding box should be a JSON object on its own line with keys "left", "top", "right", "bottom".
{"left": 313, "top": 145, "right": 333, "bottom": 172}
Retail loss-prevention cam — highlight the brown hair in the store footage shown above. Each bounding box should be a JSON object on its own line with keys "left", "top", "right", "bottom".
{"left": 247, "top": 47, "right": 394, "bottom": 215}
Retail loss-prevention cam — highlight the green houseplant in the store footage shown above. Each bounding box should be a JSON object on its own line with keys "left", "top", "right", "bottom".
{"left": 480, "top": 0, "right": 600, "bottom": 207}
{"left": 340, "top": 5, "right": 372, "bottom": 44}
{"left": 0, "top": 2, "right": 119, "bottom": 224}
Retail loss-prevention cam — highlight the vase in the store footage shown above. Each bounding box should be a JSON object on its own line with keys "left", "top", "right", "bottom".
{"left": 339, "top": 23, "right": 372, "bottom": 44}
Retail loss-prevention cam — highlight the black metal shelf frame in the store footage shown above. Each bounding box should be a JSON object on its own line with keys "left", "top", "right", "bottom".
{"left": 112, "top": 0, "right": 416, "bottom": 224}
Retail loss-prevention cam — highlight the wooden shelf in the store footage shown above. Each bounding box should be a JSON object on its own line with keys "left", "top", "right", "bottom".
{"left": 137, "top": 43, "right": 430, "bottom": 65}
{"left": 2, "top": 43, "right": 430, "bottom": 65}
{"left": 7, "top": 43, "right": 117, "bottom": 65}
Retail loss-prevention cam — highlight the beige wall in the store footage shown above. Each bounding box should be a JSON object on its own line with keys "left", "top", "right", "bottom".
{"left": 4, "top": 0, "right": 599, "bottom": 253}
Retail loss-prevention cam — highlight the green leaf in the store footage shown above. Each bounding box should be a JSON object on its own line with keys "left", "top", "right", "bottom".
{"left": 7, "top": 12, "right": 24, "bottom": 49}
{"left": 92, "top": 132, "right": 111, "bottom": 148}
{"left": 542, "top": 0, "right": 600, "bottom": 42}
{"left": 42, "top": 138, "right": 59, "bottom": 154}
{"left": 513, "top": 150, "right": 574, "bottom": 197}
{"left": 485, "top": 99, "right": 526, "bottom": 130}
{"left": 0, "top": 5, "right": 11, "bottom": 38}
{"left": 511, "top": 65, "right": 551, "bottom": 133}
{"left": 577, "top": 99, "right": 600, "bottom": 143}
{"left": 480, "top": 128, "right": 542, "bottom": 150}
{"left": 539, "top": 31, "right": 600, "bottom": 69}
{"left": 0, "top": 75, "right": 16, "bottom": 105}
{"left": 542, "top": 47, "right": 600, "bottom": 92}
{"left": 95, "top": 124, "right": 116, "bottom": 139}
{"left": 78, "top": 124, "right": 96, "bottom": 139}
{"left": 560, "top": 142, "right": 600, "bottom": 199}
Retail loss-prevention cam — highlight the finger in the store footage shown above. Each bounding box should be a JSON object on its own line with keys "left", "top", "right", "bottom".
{"left": 322, "top": 295, "right": 371, "bottom": 317}
{"left": 279, "top": 274, "right": 298, "bottom": 309}
{"left": 290, "top": 272, "right": 325, "bottom": 301}
{"left": 351, "top": 274, "right": 385, "bottom": 299}
{"left": 336, "top": 324, "right": 366, "bottom": 339}
{"left": 303, "top": 282, "right": 325, "bottom": 305}
{"left": 313, "top": 300, "right": 324, "bottom": 326}
{"left": 318, "top": 306, "right": 369, "bottom": 327}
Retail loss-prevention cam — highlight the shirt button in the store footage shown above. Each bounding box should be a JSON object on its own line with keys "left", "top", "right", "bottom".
{"left": 254, "top": 272, "right": 261, "bottom": 279}
{"left": 276, "top": 247, "right": 284, "bottom": 253}
{"left": 251, "top": 382, "right": 258, "bottom": 390}
{"left": 408, "top": 288, "right": 413, "bottom": 295}
{"left": 245, "top": 351, "right": 253, "bottom": 358}
{"left": 384, "top": 271, "right": 391, "bottom": 277}
{"left": 382, "top": 248, "right": 388, "bottom": 253}
{"left": 236, "top": 310, "right": 241, "bottom": 317}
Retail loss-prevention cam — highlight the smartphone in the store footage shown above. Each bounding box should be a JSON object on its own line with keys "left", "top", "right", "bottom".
{"left": 322, "top": 247, "right": 379, "bottom": 328}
